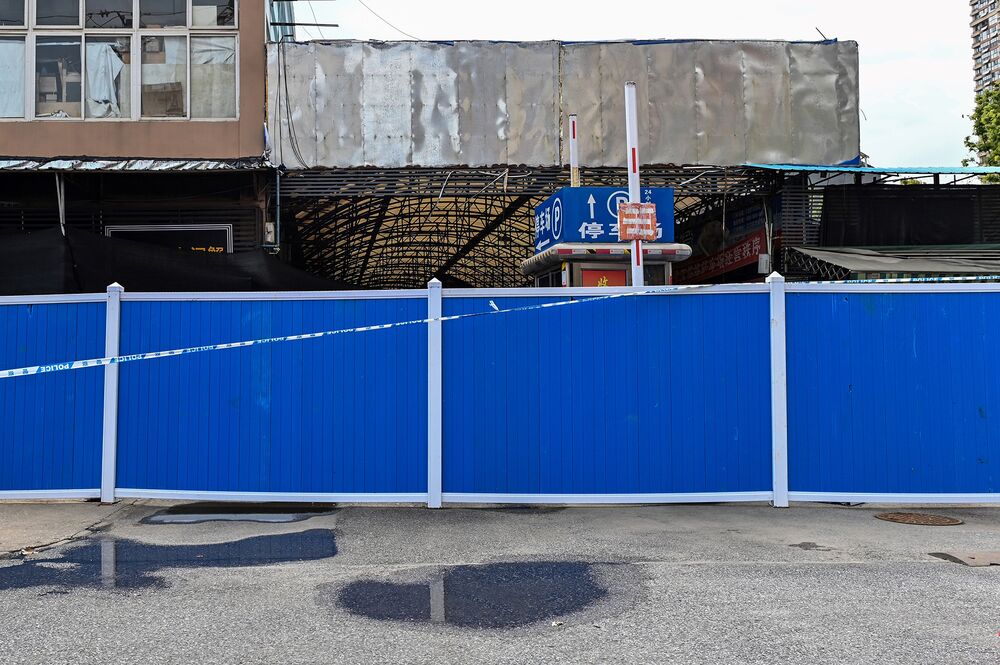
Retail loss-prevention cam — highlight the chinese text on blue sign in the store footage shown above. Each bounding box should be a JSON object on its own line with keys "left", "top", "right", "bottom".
{"left": 534, "top": 187, "right": 675, "bottom": 252}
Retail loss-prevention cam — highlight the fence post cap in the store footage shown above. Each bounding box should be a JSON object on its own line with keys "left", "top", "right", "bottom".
{"left": 765, "top": 272, "right": 785, "bottom": 284}
{"left": 427, "top": 278, "right": 442, "bottom": 288}
{"left": 106, "top": 282, "right": 124, "bottom": 293}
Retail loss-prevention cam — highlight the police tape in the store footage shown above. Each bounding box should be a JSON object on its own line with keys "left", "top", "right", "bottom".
{"left": 0, "top": 284, "right": 714, "bottom": 380}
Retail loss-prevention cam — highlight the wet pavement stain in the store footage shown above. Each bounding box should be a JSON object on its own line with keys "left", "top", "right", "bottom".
{"left": 336, "top": 561, "right": 607, "bottom": 629}
{"left": 0, "top": 529, "right": 336, "bottom": 591}
{"left": 141, "top": 502, "right": 337, "bottom": 525}
{"left": 481, "top": 506, "right": 566, "bottom": 515}
{"left": 789, "top": 542, "right": 834, "bottom": 552}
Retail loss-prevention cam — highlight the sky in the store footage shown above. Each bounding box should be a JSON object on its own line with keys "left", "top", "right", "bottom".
{"left": 294, "top": 0, "right": 975, "bottom": 167}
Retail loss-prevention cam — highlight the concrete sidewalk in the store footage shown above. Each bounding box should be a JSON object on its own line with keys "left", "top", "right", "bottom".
{"left": 1, "top": 501, "right": 998, "bottom": 664}
{"left": 0, "top": 501, "right": 124, "bottom": 554}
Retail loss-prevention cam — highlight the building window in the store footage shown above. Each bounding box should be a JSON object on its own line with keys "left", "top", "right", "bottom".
{"left": 35, "top": 36, "right": 82, "bottom": 117}
{"left": 139, "top": 0, "right": 184, "bottom": 27}
{"left": 141, "top": 35, "right": 185, "bottom": 117}
{"left": 86, "top": 35, "right": 130, "bottom": 117}
{"left": 0, "top": 37, "right": 25, "bottom": 116}
{"left": 35, "top": 0, "right": 79, "bottom": 25}
{"left": 85, "top": 0, "right": 132, "bottom": 28}
{"left": 192, "top": 0, "right": 232, "bottom": 26}
{"left": 191, "top": 35, "right": 235, "bottom": 117}
{"left": 0, "top": 0, "right": 24, "bottom": 25}
{"left": 0, "top": 0, "right": 237, "bottom": 120}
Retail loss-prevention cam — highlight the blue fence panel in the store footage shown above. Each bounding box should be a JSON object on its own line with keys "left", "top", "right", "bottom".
{"left": 0, "top": 302, "right": 105, "bottom": 493}
{"left": 117, "top": 298, "right": 427, "bottom": 495}
{"left": 787, "top": 292, "right": 1000, "bottom": 494}
{"left": 442, "top": 293, "right": 772, "bottom": 496}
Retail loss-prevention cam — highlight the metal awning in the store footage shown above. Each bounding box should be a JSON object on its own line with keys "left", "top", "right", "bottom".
{"left": 788, "top": 246, "right": 1000, "bottom": 280}
{"left": 745, "top": 163, "right": 1000, "bottom": 175}
{"left": 0, "top": 157, "right": 268, "bottom": 172}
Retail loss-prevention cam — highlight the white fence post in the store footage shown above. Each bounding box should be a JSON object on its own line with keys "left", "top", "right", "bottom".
{"left": 427, "top": 279, "right": 443, "bottom": 508}
{"left": 767, "top": 273, "right": 789, "bottom": 508}
{"left": 100, "top": 283, "right": 123, "bottom": 504}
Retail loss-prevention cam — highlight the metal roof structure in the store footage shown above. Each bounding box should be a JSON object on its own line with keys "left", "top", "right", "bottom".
{"left": 277, "top": 166, "right": 778, "bottom": 288}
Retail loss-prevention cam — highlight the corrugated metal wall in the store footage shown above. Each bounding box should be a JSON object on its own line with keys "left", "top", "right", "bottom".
{"left": 268, "top": 39, "right": 861, "bottom": 169}
{"left": 441, "top": 293, "right": 772, "bottom": 495}
{"left": 787, "top": 292, "right": 1000, "bottom": 494}
{"left": 0, "top": 301, "right": 104, "bottom": 493}
{"left": 3, "top": 286, "right": 1000, "bottom": 504}
{"left": 115, "top": 298, "right": 428, "bottom": 495}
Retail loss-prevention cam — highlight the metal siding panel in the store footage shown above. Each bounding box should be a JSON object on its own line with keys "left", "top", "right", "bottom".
{"left": 441, "top": 293, "right": 771, "bottom": 494}
{"left": 836, "top": 41, "right": 861, "bottom": 163}
{"left": 0, "top": 303, "right": 104, "bottom": 492}
{"left": 646, "top": 43, "right": 699, "bottom": 166}
{"left": 455, "top": 42, "right": 507, "bottom": 167}
{"left": 411, "top": 43, "right": 461, "bottom": 166}
{"left": 314, "top": 42, "right": 364, "bottom": 168}
{"left": 362, "top": 43, "right": 413, "bottom": 167}
{"left": 787, "top": 293, "right": 1000, "bottom": 494}
{"left": 788, "top": 43, "right": 843, "bottom": 165}
{"left": 561, "top": 44, "right": 604, "bottom": 167}
{"left": 271, "top": 42, "right": 317, "bottom": 170}
{"left": 696, "top": 42, "right": 747, "bottom": 166}
{"left": 506, "top": 42, "right": 560, "bottom": 167}
{"left": 116, "top": 299, "right": 427, "bottom": 494}
{"left": 743, "top": 42, "right": 793, "bottom": 165}
{"left": 269, "top": 40, "right": 859, "bottom": 168}
{"left": 596, "top": 43, "right": 650, "bottom": 168}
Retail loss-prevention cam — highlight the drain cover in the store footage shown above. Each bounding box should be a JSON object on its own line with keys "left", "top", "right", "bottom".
{"left": 875, "top": 512, "right": 964, "bottom": 526}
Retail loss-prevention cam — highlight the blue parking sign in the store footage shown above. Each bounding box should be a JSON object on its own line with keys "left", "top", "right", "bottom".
{"left": 534, "top": 187, "right": 675, "bottom": 252}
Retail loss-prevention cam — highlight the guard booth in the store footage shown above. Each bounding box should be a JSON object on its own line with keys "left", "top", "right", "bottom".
{"left": 521, "top": 187, "right": 692, "bottom": 287}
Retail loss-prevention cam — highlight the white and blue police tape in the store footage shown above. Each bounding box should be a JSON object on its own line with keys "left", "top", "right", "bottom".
{"left": 0, "top": 284, "right": 713, "bottom": 380}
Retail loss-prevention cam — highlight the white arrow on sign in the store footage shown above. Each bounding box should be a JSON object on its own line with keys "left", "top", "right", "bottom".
{"left": 587, "top": 194, "right": 596, "bottom": 219}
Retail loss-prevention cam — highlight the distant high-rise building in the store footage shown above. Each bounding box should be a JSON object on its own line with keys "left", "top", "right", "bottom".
{"left": 972, "top": 0, "right": 1000, "bottom": 93}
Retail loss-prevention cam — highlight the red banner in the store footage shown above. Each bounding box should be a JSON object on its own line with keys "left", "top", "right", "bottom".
{"left": 674, "top": 228, "right": 767, "bottom": 283}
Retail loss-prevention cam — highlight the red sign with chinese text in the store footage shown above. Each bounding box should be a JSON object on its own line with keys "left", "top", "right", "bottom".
{"left": 617, "top": 202, "right": 658, "bottom": 241}
{"left": 581, "top": 269, "right": 628, "bottom": 287}
{"left": 674, "top": 228, "right": 769, "bottom": 283}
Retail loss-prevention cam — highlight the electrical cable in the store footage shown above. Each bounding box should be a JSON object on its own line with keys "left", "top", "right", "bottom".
{"left": 355, "top": 0, "right": 421, "bottom": 40}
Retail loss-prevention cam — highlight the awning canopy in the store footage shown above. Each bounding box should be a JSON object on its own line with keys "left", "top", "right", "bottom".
{"left": 788, "top": 245, "right": 1000, "bottom": 280}
{"left": 0, "top": 157, "right": 268, "bottom": 172}
{"left": 745, "top": 163, "right": 1000, "bottom": 175}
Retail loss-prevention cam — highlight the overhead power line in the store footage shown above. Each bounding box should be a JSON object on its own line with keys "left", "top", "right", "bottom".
{"left": 355, "top": 0, "right": 421, "bottom": 40}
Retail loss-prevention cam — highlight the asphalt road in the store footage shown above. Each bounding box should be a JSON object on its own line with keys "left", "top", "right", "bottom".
{"left": 1, "top": 501, "right": 999, "bottom": 664}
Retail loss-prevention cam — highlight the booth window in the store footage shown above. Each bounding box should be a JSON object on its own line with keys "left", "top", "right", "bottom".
{"left": 85, "top": 0, "right": 132, "bottom": 28}
{"left": 35, "top": 36, "right": 82, "bottom": 118}
{"left": 0, "top": 37, "right": 25, "bottom": 117}
{"left": 35, "top": 0, "right": 79, "bottom": 25}
{"left": 0, "top": 0, "right": 24, "bottom": 25}
{"left": 141, "top": 35, "right": 185, "bottom": 117}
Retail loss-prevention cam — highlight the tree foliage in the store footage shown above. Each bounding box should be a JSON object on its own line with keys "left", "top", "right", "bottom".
{"left": 965, "top": 87, "right": 1000, "bottom": 183}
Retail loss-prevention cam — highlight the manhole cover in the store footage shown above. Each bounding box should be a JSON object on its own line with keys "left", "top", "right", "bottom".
{"left": 875, "top": 512, "right": 964, "bottom": 526}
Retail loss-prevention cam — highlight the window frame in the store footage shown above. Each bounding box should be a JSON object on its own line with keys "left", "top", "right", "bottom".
{"left": 0, "top": 0, "right": 237, "bottom": 121}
